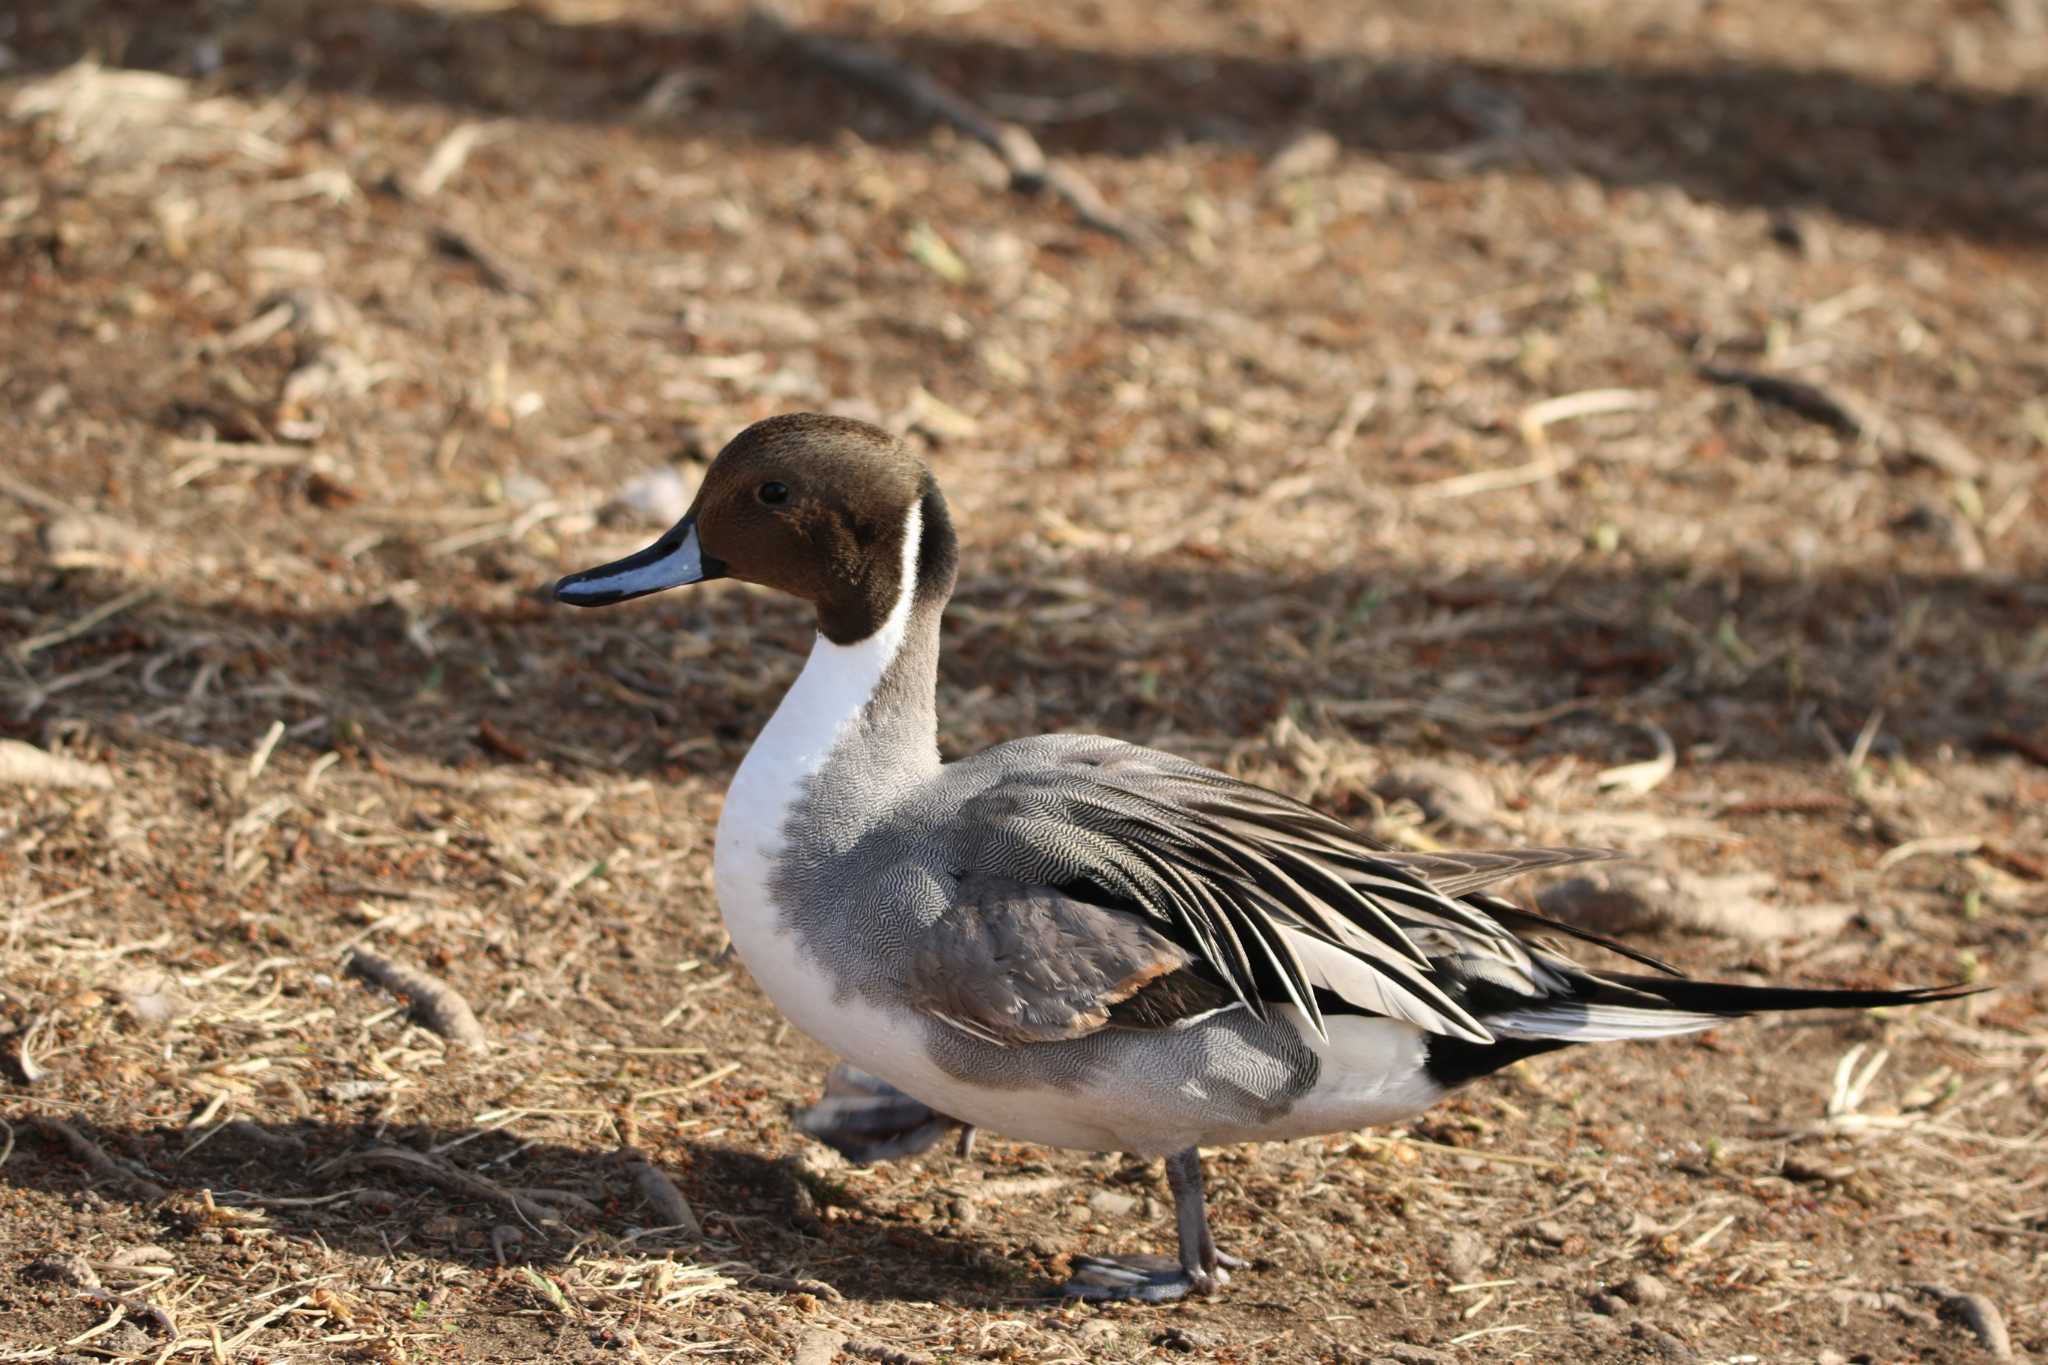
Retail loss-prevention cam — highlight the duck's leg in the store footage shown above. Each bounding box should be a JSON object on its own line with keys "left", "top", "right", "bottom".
{"left": 1061, "top": 1146, "right": 1244, "bottom": 1303}
{"left": 793, "top": 1063, "right": 972, "bottom": 1163}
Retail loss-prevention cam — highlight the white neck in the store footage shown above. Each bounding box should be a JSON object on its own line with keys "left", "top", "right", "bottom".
{"left": 714, "top": 502, "right": 932, "bottom": 907}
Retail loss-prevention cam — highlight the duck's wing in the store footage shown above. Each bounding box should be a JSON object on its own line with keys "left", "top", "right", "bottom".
{"left": 924, "top": 737, "right": 1632, "bottom": 1046}
{"left": 910, "top": 736, "right": 1978, "bottom": 1055}
{"left": 904, "top": 872, "right": 1237, "bottom": 1046}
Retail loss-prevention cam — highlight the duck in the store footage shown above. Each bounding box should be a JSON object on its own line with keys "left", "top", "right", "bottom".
{"left": 555, "top": 413, "right": 1972, "bottom": 1303}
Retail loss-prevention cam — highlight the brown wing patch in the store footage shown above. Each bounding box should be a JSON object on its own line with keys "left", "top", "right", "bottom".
{"left": 1104, "top": 966, "right": 1238, "bottom": 1031}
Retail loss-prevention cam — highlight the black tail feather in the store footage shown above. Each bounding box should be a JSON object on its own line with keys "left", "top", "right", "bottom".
{"left": 1424, "top": 973, "right": 1982, "bottom": 1087}
{"left": 1588, "top": 973, "right": 1984, "bottom": 1017}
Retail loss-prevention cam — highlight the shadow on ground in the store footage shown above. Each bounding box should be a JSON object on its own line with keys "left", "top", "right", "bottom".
{"left": 0, "top": 1112, "right": 1035, "bottom": 1305}
{"left": 22, "top": 0, "right": 2048, "bottom": 245}
{"left": 4, "top": 551, "right": 2041, "bottom": 779}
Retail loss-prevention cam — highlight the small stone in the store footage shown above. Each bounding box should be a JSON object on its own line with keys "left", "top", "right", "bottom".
{"left": 1781, "top": 1155, "right": 1850, "bottom": 1184}
{"left": 1377, "top": 1347, "right": 1448, "bottom": 1365}
{"left": 1441, "top": 1228, "right": 1491, "bottom": 1281}
{"left": 604, "top": 467, "right": 694, "bottom": 528}
{"left": 792, "top": 1326, "right": 846, "bottom": 1365}
{"left": 1265, "top": 128, "right": 1340, "bottom": 181}
{"left": 1086, "top": 1189, "right": 1139, "bottom": 1218}
{"left": 322, "top": 1079, "right": 390, "bottom": 1102}
{"left": 104, "top": 1321, "right": 151, "bottom": 1352}
{"left": 1528, "top": 1219, "right": 1572, "bottom": 1247}
{"left": 1154, "top": 1325, "right": 1211, "bottom": 1352}
{"left": 1077, "top": 1319, "right": 1119, "bottom": 1343}
{"left": 116, "top": 972, "right": 191, "bottom": 1026}
{"left": 1617, "top": 1272, "right": 1671, "bottom": 1306}
{"left": 500, "top": 473, "right": 552, "bottom": 508}
{"left": 1590, "top": 1292, "right": 1632, "bottom": 1318}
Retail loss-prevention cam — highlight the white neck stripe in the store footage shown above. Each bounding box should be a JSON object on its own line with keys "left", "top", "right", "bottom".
{"left": 717, "top": 500, "right": 927, "bottom": 845}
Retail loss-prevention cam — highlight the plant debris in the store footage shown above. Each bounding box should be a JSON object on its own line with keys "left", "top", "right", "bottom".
{"left": 343, "top": 949, "right": 491, "bottom": 1053}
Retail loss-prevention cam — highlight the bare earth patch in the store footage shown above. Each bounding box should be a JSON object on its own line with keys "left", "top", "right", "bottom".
{"left": 2, "top": 0, "right": 2044, "bottom": 1360}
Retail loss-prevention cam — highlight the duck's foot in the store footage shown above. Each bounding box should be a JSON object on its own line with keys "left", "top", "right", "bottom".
{"left": 1061, "top": 1253, "right": 1234, "bottom": 1303}
{"left": 1060, "top": 1147, "right": 1247, "bottom": 1303}
{"left": 793, "top": 1063, "right": 970, "bottom": 1163}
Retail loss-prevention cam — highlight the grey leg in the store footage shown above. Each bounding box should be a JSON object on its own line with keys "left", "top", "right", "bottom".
{"left": 1166, "top": 1147, "right": 1247, "bottom": 1280}
{"left": 1061, "top": 1146, "right": 1243, "bottom": 1303}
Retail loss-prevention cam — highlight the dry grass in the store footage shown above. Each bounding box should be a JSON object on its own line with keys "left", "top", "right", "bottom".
{"left": 2, "top": 0, "right": 2046, "bottom": 1359}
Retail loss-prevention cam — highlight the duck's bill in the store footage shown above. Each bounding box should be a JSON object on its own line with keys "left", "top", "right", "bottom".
{"left": 554, "top": 518, "right": 726, "bottom": 607}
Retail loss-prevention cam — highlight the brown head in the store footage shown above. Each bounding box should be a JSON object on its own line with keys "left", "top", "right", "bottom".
{"left": 555, "top": 413, "right": 958, "bottom": 643}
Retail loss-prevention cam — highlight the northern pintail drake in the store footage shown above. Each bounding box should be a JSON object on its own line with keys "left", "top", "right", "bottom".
{"left": 556, "top": 413, "right": 1972, "bottom": 1303}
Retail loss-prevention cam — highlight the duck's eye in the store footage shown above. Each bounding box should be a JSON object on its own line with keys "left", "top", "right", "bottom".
{"left": 757, "top": 481, "right": 789, "bottom": 505}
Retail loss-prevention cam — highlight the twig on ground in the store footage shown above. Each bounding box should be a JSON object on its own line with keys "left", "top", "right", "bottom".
{"left": 219, "top": 1293, "right": 313, "bottom": 1354}
{"left": 1406, "top": 453, "right": 1575, "bottom": 502}
{"left": 1876, "top": 834, "right": 1984, "bottom": 876}
{"left": 740, "top": 1269, "right": 845, "bottom": 1301}
{"left": 747, "top": 4, "right": 1150, "bottom": 245}
{"left": 2, "top": 1015, "right": 49, "bottom": 1085}
{"left": 413, "top": 121, "right": 500, "bottom": 198}
{"left": 10, "top": 587, "right": 156, "bottom": 662}
{"left": 0, "top": 470, "right": 77, "bottom": 517}
{"left": 1595, "top": 722, "right": 1675, "bottom": 795}
{"left": 78, "top": 1288, "right": 177, "bottom": 1338}
{"left": 430, "top": 223, "right": 542, "bottom": 299}
{"left": 623, "top": 1152, "right": 703, "bottom": 1237}
{"left": 343, "top": 948, "right": 490, "bottom": 1052}
{"left": 1700, "top": 365, "right": 1863, "bottom": 434}
{"left": 1909, "top": 1284, "right": 2015, "bottom": 1359}
{"left": 1698, "top": 365, "right": 1985, "bottom": 476}
{"left": 320, "top": 1147, "right": 560, "bottom": 1229}
{"left": 34, "top": 1118, "right": 168, "bottom": 1201}
{"left": 509, "top": 1186, "right": 603, "bottom": 1218}
{"left": 1517, "top": 387, "right": 1656, "bottom": 449}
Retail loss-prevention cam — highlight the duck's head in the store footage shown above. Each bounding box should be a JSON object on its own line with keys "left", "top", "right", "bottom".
{"left": 554, "top": 413, "right": 956, "bottom": 644}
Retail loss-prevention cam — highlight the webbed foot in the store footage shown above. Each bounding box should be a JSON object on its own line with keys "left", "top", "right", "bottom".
{"left": 1061, "top": 1253, "right": 1230, "bottom": 1303}
{"left": 793, "top": 1063, "right": 971, "bottom": 1163}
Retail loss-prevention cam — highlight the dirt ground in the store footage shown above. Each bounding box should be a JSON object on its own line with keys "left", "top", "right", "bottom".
{"left": 3, "top": 0, "right": 2046, "bottom": 1360}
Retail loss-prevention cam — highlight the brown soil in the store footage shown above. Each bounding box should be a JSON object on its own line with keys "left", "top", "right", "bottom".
{"left": 3, "top": 0, "right": 2045, "bottom": 1361}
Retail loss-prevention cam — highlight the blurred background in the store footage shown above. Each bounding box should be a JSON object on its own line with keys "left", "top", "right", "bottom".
{"left": 3, "top": 1, "right": 2045, "bottom": 1360}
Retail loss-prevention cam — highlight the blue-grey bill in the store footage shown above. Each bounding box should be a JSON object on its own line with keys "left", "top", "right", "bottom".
{"left": 554, "top": 520, "right": 723, "bottom": 607}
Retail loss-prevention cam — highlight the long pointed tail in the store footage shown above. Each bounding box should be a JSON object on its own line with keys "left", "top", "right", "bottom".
{"left": 1488, "top": 974, "right": 1981, "bottom": 1044}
